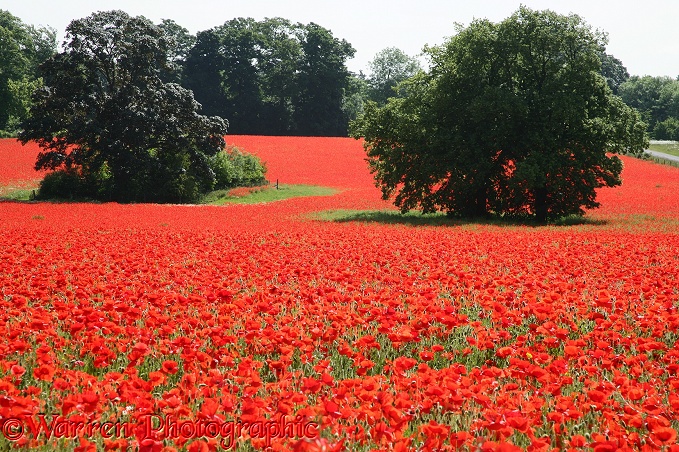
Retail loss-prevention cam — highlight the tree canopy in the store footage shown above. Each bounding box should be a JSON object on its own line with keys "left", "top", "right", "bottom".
{"left": 0, "top": 10, "right": 56, "bottom": 135}
{"left": 598, "top": 52, "right": 629, "bottom": 95}
{"left": 351, "top": 7, "right": 648, "bottom": 222}
{"left": 367, "top": 47, "right": 422, "bottom": 105}
{"left": 619, "top": 75, "right": 679, "bottom": 139}
{"left": 157, "top": 19, "right": 196, "bottom": 84}
{"left": 183, "top": 18, "right": 355, "bottom": 136}
{"left": 19, "top": 10, "right": 229, "bottom": 203}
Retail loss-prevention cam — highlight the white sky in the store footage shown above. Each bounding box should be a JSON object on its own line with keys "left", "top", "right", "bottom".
{"left": 4, "top": 0, "right": 679, "bottom": 77}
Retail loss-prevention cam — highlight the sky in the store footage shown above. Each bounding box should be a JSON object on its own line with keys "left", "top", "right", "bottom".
{"left": 4, "top": 0, "right": 679, "bottom": 78}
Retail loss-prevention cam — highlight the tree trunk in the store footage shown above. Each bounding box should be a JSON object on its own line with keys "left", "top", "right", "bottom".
{"left": 534, "top": 186, "right": 548, "bottom": 223}
{"left": 468, "top": 185, "right": 489, "bottom": 218}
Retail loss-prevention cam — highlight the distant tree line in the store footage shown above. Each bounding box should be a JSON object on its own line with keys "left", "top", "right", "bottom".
{"left": 181, "top": 18, "right": 355, "bottom": 136}
{"left": 619, "top": 76, "right": 679, "bottom": 140}
{"left": 581, "top": 53, "right": 679, "bottom": 140}
{"left": 2, "top": 8, "right": 679, "bottom": 140}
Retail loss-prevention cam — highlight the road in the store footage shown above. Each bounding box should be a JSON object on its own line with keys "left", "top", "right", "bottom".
{"left": 645, "top": 149, "right": 679, "bottom": 163}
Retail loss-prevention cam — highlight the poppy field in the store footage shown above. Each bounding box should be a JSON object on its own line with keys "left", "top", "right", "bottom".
{"left": 0, "top": 136, "right": 679, "bottom": 451}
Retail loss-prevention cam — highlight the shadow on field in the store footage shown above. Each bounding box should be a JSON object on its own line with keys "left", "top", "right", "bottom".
{"left": 314, "top": 209, "right": 608, "bottom": 227}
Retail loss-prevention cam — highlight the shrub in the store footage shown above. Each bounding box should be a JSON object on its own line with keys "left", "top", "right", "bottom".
{"left": 210, "top": 146, "right": 267, "bottom": 190}
{"left": 652, "top": 118, "right": 679, "bottom": 141}
{"left": 36, "top": 169, "right": 85, "bottom": 200}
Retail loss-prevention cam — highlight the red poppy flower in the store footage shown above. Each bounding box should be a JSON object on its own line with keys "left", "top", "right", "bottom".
{"left": 651, "top": 427, "right": 677, "bottom": 446}
{"left": 33, "top": 364, "right": 55, "bottom": 381}
{"left": 161, "top": 360, "right": 179, "bottom": 375}
{"left": 10, "top": 364, "right": 25, "bottom": 377}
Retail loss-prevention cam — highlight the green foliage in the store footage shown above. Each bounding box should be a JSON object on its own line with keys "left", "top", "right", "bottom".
{"left": 342, "top": 73, "right": 369, "bottom": 124}
{"left": 598, "top": 52, "right": 629, "bottom": 95}
{"left": 209, "top": 146, "right": 267, "bottom": 190}
{"left": 294, "top": 23, "right": 356, "bottom": 136}
{"left": 342, "top": 48, "right": 422, "bottom": 132}
{"left": 367, "top": 47, "right": 422, "bottom": 105}
{"left": 183, "top": 18, "right": 355, "bottom": 136}
{"left": 351, "top": 6, "right": 648, "bottom": 223}
{"left": 5, "top": 75, "right": 43, "bottom": 133}
{"left": 619, "top": 75, "right": 679, "bottom": 137}
{"left": 157, "top": 19, "right": 196, "bottom": 84}
{"left": 36, "top": 169, "right": 85, "bottom": 200}
{"left": 19, "top": 10, "right": 229, "bottom": 203}
{"left": 653, "top": 118, "right": 679, "bottom": 141}
{"left": 0, "top": 10, "right": 56, "bottom": 134}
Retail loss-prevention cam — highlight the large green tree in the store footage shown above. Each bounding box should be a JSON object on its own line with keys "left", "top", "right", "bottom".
{"left": 184, "top": 18, "right": 299, "bottom": 135}
{"left": 19, "top": 10, "right": 228, "bottom": 202}
{"left": 352, "top": 7, "right": 648, "bottom": 222}
{"left": 293, "top": 23, "right": 355, "bottom": 136}
{"left": 0, "top": 10, "right": 56, "bottom": 134}
{"left": 183, "top": 18, "right": 354, "bottom": 136}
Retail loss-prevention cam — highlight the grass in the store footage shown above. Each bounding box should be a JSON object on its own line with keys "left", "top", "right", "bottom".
{"left": 0, "top": 187, "right": 35, "bottom": 201}
{"left": 312, "top": 209, "right": 455, "bottom": 226}
{"left": 0, "top": 183, "right": 337, "bottom": 205}
{"left": 201, "top": 184, "right": 337, "bottom": 205}
{"left": 309, "top": 209, "right": 605, "bottom": 227}
{"left": 648, "top": 140, "right": 679, "bottom": 157}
